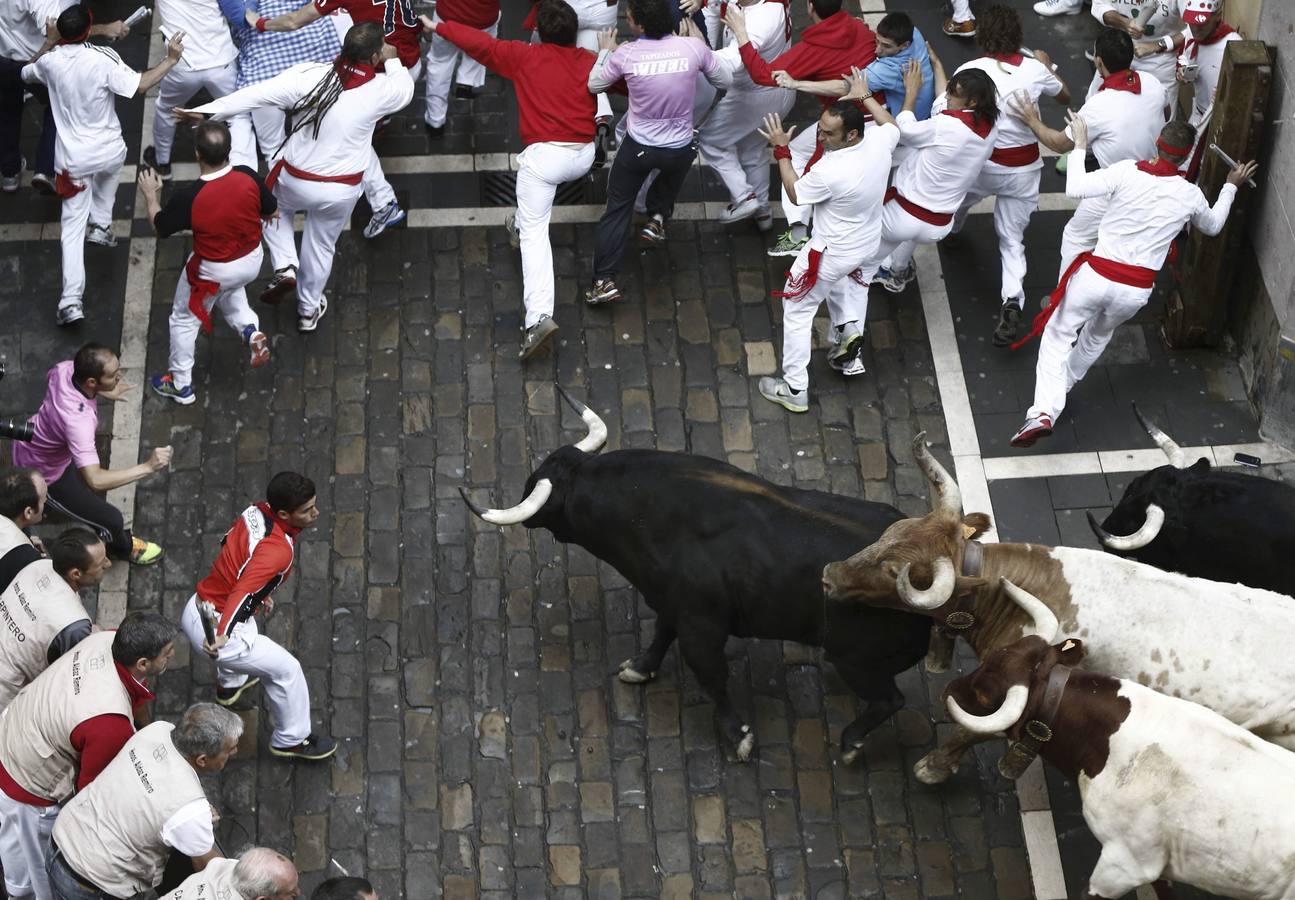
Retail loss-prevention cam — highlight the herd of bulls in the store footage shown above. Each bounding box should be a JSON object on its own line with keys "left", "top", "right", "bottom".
{"left": 462, "top": 388, "right": 1295, "bottom": 900}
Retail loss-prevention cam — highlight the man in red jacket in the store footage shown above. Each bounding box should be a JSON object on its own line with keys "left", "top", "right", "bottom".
{"left": 179, "top": 471, "right": 336, "bottom": 761}
{"left": 725, "top": 0, "right": 879, "bottom": 257}
{"left": 421, "top": 1, "right": 596, "bottom": 362}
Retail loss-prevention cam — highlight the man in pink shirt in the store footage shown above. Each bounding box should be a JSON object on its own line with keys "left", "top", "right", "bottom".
{"left": 584, "top": 0, "right": 729, "bottom": 304}
{"left": 10, "top": 344, "right": 171, "bottom": 564}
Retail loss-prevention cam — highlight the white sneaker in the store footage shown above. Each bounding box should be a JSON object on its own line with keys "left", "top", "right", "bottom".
{"left": 86, "top": 224, "right": 117, "bottom": 247}
{"left": 757, "top": 377, "right": 809, "bottom": 413}
{"left": 718, "top": 193, "right": 760, "bottom": 224}
{"left": 504, "top": 213, "right": 520, "bottom": 250}
{"left": 298, "top": 295, "right": 329, "bottom": 332}
{"left": 754, "top": 205, "right": 773, "bottom": 233}
{"left": 363, "top": 200, "right": 405, "bottom": 239}
{"left": 877, "top": 263, "right": 915, "bottom": 294}
{"left": 828, "top": 322, "right": 863, "bottom": 372}
{"left": 1033, "top": 0, "right": 1081, "bottom": 15}
{"left": 2, "top": 157, "right": 24, "bottom": 193}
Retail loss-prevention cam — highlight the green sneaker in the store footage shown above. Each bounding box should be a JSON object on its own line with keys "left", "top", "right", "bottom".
{"left": 767, "top": 228, "right": 808, "bottom": 258}
{"left": 130, "top": 537, "right": 164, "bottom": 566}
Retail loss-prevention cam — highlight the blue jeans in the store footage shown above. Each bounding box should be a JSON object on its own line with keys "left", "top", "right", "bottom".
{"left": 47, "top": 846, "right": 117, "bottom": 900}
{"left": 0, "top": 57, "right": 56, "bottom": 178}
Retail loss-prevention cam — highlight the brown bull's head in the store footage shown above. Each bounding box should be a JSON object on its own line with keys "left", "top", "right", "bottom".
{"left": 821, "top": 433, "right": 991, "bottom": 609}
{"left": 944, "top": 636, "right": 1086, "bottom": 737}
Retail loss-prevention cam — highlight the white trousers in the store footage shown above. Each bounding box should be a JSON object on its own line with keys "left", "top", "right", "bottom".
{"left": 575, "top": 3, "right": 617, "bottom": 121}
{"left": 168, "top": 247, "right": 263, "bottom": 389}
{"left": 423, "top": 12, "right": 500, "bottom": 127}
{"left": 181, "top": 595, "right": 311, "bottom": 747}
{"left": 779, "top": 243, "right": 871, "bottom": 391}
{"left": 698, "top": 86, "right": 794, "bottom": 207}
{"left": 867, "top": 199, "right": 953, "bottom": 279}
{"left": 59, "top": 147, "right": 126, "bottom": 306}
{"left": 0, "top": 794, "right": 58, "bottom": 900}
{"left": 949, "top": 0, "right": 973, "bottom": 21}
{"left": 780, "top": 124, "right": 820, "bottom": 227}
{"left": 1027, "top": 264, "right": 1150, "bottom": 421}
{"left": 1058, "top": 196, "right": 1109, "bottom": 280}
{"left": 517, "top": 141, "right": 596, "bottom": 327}
{"left": 261, "top": 170, "right": 361, "bottom": 317}
{"left": 153, "top": 62, "right": 256, "bottom": 167}
{"left": 951, "top": 165, "right": 1041, "bottom": 303}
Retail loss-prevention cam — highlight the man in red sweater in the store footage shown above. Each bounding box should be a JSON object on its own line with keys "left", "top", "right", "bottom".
{"left": 422, "top": 1, "right": 596, "bottom": 361}
{"left": 179, "top": 471, "right": 336, "bottom": 761}
{"left": 0, "top": 612, "right": 175, "bottom": 900}
{"left": 423, "top": 0, "right": 502, "bottom": 136}
{"left": 725, "top": 0, "right": 879, "bottom": 257}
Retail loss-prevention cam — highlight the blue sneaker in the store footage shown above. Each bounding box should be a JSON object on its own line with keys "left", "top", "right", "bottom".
{"left": 363, "top": 200, "right": 406, "bottom": 239}
{"left": 150, "top": 373, "right": 195, "bottom": 405}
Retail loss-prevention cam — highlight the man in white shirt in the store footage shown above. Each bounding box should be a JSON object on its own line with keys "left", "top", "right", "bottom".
{"left": 1010, "top": 27, "right": 1166, "bottom": 282}
{"left": 165, "top": 847, "right": 299, "bottom": 900}
{"left": 869, "top": 61, "right": 998, "bottom": 294}
{"left": 48, "top": 704, "right": 242, "bottom": 900}
{"left": 757, "top": 96, "right": 899, "bottom": 413}
{"left": 1010, "top": 118, "right": 1255, "bottom": 447}
{"left": 180, "top": 22, "right": 415, "bottom": 333}
{"left": 1094, "top": 0, "right": 1184, "bottom": 111}
{"left": 695, "top": 0, "right": 793, "bottom": 227}
{"left": 1174, "top": 0, "right": 1240, "bottom": 180}
{"left": 144, "top": 0, "right": 256, "bottom": 177}
{"left": 21, "top": 7, "right": 184, "bottom": 326}
{"left": 0, "top": 0, "right": 127, "bottom": 194}
{"left": 943, "top": 5, "right": 1070, "bottom": 346}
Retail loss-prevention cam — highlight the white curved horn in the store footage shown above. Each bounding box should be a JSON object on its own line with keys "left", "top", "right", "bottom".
{"left": 1132, "top": 403, "right": 1185, "bottom": 468}
{"left": 555, "top": 385, "right": 608, "bottom": 454}
{"left": 947, "top": 684, "right": 1030, "bottom": 734}
{"left": 895, "top": 557, "right": 956, "bottom": 610}
{"left": 1092, "top": 503, "right": 1165, "bottom": 551}
{"left": 459, "top": 478, "right": 553, "bottom": 526}
{"left": 912, "top": 432, "right": 962, "bottom": 516}
{"left": 999, "top": 578, "right": 1060, "bottom": 642}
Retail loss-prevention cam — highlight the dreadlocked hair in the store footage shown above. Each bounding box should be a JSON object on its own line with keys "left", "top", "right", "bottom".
{"left": 281, "top": 21, "right": 385, "bottom": 152}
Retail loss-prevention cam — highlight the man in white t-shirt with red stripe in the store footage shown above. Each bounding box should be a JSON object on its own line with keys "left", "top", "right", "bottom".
{"left": 757, "top": 96, "right": 899, "bottom": 413}
{"left": 1009, "top": 117, "right": 1256, "bottom": 448}
{"left": 1010, "top": 27, "right": 1166, "bottom": 287}
{"left": 943, "top": 5, "right": 1070, "bottom": 347}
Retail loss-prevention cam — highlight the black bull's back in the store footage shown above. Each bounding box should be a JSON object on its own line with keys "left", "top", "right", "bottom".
{"left": 524, "top": 449, "right": 930, "bottom": 652}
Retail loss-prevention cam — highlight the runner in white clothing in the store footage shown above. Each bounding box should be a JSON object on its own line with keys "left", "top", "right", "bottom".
{"left": 869, "top": 60, "right": 998, "bottom": 294}
{"left": 1009, "top": 117, "right": 1256, "bottom": 447}
{"left": 21, "top": 7, "right": 185, "bottom": 327}
{"left": 144, "top": 0, "right": 256, "bottom": 176}
{"left": 1010, "top": 27, "right": 1166, "bottom": 283}
{"left": 180, "top": 23, "right": 415, "bottom": 333}
{"left": 694, "top": 0, "right": 793, "bottom": 228}
{"left": 1093, "top": 0, "right": 1184, "bottom": 112}
{"left": 942, "top": 5, "right": 1070, "bottom": 347}
{"left": 756, "top": 94, "right": 900, "bottom": 413}
{"left": 1173, "top": 0, "right": 1241, "bottom": 181}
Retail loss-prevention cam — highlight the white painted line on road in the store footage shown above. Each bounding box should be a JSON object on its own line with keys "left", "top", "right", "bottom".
{"left": 980, "top": 440, "right": 1295, "bottom": 482}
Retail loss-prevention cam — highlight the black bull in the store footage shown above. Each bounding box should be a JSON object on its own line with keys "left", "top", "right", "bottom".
{"left": 1088, "top": 405, "right": 1295, "bottom": 596}
{"left": 461, "top": 388, "right": 930, "bottom": 763}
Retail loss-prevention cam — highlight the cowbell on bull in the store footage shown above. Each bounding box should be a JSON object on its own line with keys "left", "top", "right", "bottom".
{"left": 948, "top": 636, "right": 1295, "bottom": 900}
{"left": 1087, "top": 403, "right": 1295, "bottom": 596}
{"left": 820, "top": 432, "right": 1295, "bottom": 784}
{"left": 460, "top": 386, "right": 931, "bottom": 763}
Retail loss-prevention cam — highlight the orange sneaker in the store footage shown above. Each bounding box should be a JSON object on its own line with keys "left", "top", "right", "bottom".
{"left": 943, "top": 16, "right": 976, "bottom": 36}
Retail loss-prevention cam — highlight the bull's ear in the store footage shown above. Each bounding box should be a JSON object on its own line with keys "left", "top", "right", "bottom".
{"left": 961, "top": 513, "right": 992, "bottom": 539}
{"left": 1189, "top": 458, "right": 1211, "bottom": 473}
{"left": 1055, "top": 638, "right": 1085, "bottom": 665}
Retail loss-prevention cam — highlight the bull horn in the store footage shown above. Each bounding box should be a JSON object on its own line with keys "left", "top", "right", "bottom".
{"left": 555, "top": 384, "right": 608, "bottom": 454}
{"left": 1087, "top": 504, "right": 1165, "bottom": 552}
{"left": 896, "top": 557, "right": 956, "bottom": 610}
{"left": 458, "top": 479, "right": 554, "bottom": 526}
{"left": 1132, "top": 403, "right": 1185, "bottom": 469}
{"left": 999, "top": 578, "right": 1059, "bottom": 642}
{"left": 947, "top": 684, "right": 1030, "bottom": 734}
{"left": 911, "top": 432, "right": 962, "bottom": 516}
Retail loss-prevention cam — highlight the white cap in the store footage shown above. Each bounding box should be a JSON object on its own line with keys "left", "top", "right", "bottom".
{"left": 1182, "top": 0, "right": 1220, "bottom": 26}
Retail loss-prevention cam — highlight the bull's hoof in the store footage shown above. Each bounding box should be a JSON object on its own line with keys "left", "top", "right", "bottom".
{"left": 841, "top": 742, "right": 865, "bottom": 767}
{"left": 736, "top": 726, "right": 755, "bottom": 763}
{"left": 914, "top": 751, "right": 957, "bottom": 785}
{"left": 617, "top": 658, "right": 655, "bottom": 684}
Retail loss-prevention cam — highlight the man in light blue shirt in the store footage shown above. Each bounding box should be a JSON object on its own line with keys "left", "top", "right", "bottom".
{"left": 864, "top": 12, "right": 933, "bottom": 120}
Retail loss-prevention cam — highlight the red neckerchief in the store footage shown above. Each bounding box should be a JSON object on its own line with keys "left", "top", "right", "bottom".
{"left": 941, "top": 108, "right": 993, "bottom": 139}
{"left": 58, "top": 9, "right": 92, "bottom": 44}
{"left": 989, "top": 51, "right": 1024, "bottom": 66}
{"left": 256, "top": 500, "right": 303, "bottom": 539}
{"left": 1135, "top": 156, "right": 1182, "bottom": 177}
{"left": 114, "top": 660, "right": 157, "bottom": 709}
{"left": 1182, "top": 21, "right": 1237, "bottom": 63}
{"left": 1098, "top": 69, "right": 1141, "bottom": 93}
{"left": 335, "top": 60, "right": 377, "bottom": 90}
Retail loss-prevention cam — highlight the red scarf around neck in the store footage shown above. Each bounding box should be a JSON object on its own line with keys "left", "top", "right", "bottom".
{"left": 1135, "top": 156, "right": 1182, "bottom": 177}
{"left": 1196, "top": 20, "right": 1237, "bottom": 45}
{"left": 941, "top": 108, "right": 993, "bottom": 139}
{"left": 335, "top": 60, "right": 377, "bottom": 90}
{"left": 1098, "top": 69, "right": 1141, "bottom": 93}
{"left": 988, "top": 51, "right": 1024, "bottom": 66}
